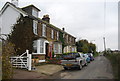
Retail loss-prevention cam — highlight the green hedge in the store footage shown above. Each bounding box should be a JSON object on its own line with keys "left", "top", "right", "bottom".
{"left": 106, "top": 53, "right": 120, "bottom": 80}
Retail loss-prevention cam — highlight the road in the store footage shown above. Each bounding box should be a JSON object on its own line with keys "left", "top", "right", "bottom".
{"left": 49, "top": 56, "right": 114, "bottom": 79}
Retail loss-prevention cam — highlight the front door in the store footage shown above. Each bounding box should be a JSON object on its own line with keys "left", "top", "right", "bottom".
{"left": 45, "top": 43, "right": 49, "bottom": 59}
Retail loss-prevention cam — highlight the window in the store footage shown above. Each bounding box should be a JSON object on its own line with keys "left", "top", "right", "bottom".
{"left": 70, "top": 37, "right": 72, "bottom": 43}
{"left": 51, "top": 29, "right": 54, "bottom": 39}
{"left": 54, "top": 44, "right": 58, "bottom": 53}
{"left": 33, "top": 20, "right": 38, "bottom": 35}
{"left": 66, "top": 35, "right": 68, "bottom": 43}
{"left": 40, "top": 40, "right": 44, "bottom": 53}
{"left": 33, "top": 40, "right": 37, "bottom": 53}
{"left": 33, "top": 39, "right": 45, "bottom": 54}
{"left": 54, "top": 43, "right": 62, "bottom": 54}
{"left": 72, "top": 47, "right": 75, "bottom": 52}
{"left": 57, "top": 32, "right": 59, "bottom": 40}
{"left": 42, "top": 24, "right": 46, "bottom": 37}
{"left": 32, "top": 8, "right": 38, "bottom": 17}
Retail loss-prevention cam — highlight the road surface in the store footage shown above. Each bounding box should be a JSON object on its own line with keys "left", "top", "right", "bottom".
{"left": 49, "top": 56, "right": 114, "bottom": 79}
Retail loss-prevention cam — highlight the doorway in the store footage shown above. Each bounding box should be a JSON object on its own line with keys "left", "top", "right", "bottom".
{"left": 45, "top": 43, "right": 49, "bottom": 59}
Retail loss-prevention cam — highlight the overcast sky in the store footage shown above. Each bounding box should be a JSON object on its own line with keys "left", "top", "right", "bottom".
{"left": 0, "top": 0, "right": 119, "bottom": 51}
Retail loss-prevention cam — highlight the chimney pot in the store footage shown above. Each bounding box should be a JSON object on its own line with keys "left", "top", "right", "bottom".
{"left": 11, "top": 0, "right": 18, "bottom": 7}
{"left": 62, "top": 28, "right": 65, "bottom": 31}
{"left": 42, "top": 14, "right": 50, "bottom": 23}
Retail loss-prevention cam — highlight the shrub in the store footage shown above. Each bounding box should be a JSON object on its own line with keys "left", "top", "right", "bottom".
{"left": 106, "top": 53, "right": 120, "bottom": 80}
{"left": 2, "top": 41, "right": 15, "bottom": 79}
{"left": 46, "top": 58, "right": 61, "bottom": 65}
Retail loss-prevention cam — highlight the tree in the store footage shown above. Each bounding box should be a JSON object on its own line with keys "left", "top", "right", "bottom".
{"left": 76, "top": 39, "right": 96, "bottom": 54}
{"left": 9, "top": 15, "right": 36, "bottom": 55}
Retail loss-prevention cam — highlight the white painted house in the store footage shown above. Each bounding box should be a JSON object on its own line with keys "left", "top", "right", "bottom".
{"left": 0, "top": 0, "right": 27, "bottom": 36}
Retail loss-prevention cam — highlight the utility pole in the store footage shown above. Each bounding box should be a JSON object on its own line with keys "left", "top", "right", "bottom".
{"left": 103, "top": 37, "right": 106, "bottom": 55}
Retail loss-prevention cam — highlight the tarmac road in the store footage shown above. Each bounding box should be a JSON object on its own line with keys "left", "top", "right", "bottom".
{"left": 49, "top": 56, "right": 114, "bottom": 79}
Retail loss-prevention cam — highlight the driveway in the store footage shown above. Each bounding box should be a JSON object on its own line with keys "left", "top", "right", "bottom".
{"left": 49, "top": 56, "right": 114, "bottom": 79}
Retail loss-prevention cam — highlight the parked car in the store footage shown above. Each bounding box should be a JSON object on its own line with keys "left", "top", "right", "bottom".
{"left": 83, "top": 54, "right": 90, "bottom": 63}
{"left": 87, "top": 53, "right": 94, "bottom": 61}
{"left": 61, "top": 52, "right": 87, "bottom": 70}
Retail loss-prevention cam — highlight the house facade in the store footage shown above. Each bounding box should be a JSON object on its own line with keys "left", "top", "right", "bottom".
{"left": 0, "top": 0, "right": 76, "bottom": 62}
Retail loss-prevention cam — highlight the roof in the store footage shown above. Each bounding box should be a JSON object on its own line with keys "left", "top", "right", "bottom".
{"left": 22, "top": 4, "right": 40, "bottom": 11}
{"left": 0, "top": 2, "right": 28, "bottom": 16}
{"left": 0, "top": 2, "right": 76, "bottom": 39}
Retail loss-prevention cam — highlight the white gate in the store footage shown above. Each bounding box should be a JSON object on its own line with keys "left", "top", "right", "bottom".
{"left": 10, "top": 50, "right": 32, "bottom": 71}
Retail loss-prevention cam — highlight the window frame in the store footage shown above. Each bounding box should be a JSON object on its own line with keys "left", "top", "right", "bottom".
{"left": 33, "top": 20, "right": 38, "bottom": 35}
{"left": 57, "top": 31, "right": 59, "bottom": 40}
{"left": 42, "top": 24, "right": 46, "bottom": 37}
{"left": 32, "top": 8, "right": 38, "bottom": 17}
{"left": 33, "top": 39, "right": 45, "bottom": 54}
{"left": 51, "top": 29, "right": 54, "bottom": 39}
{"left": 54, "top": 43, "right": 62, "bottom": 54}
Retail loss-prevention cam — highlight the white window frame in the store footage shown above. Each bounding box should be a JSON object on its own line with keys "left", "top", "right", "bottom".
{"left": 51, "top": 29, "right": 54, "bottom": 39}
{"left": 32, "top": 8, "right": 38, "bottom": 17}
{"left": 54, "top": 43, "right": 62, "bottom": 54}
{"left": 42, "top": 24, "right": 46, "bottom": 37}
{"left": 40, "top": 40, "right": 44, "bottom": 53}
{"left": 33, "top": 20, "right": 38, "bottom": 35}
{"left": 33, "top": 39, "right": 45, "bottom": 54}
{"left": 57, "top": 32, "right": 59, "bottom": 40}
{"left": 33, "top": 40, "right": 37, "bottom": 53}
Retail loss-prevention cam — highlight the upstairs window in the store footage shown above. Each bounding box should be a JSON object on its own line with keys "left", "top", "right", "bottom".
{"left": 33, "top": 20, "right": 38, "bottom": 35}
{"left": 32, "top": 8, "right": 38, "bottom": 17}
{"left": 70, "top": 37, "right": 71, "bottom": 43}
{"left": 51, "top": 29, "right": 54, "bottom": 39}
{"left": 42, "top": 24, "right": 46, "bottom": 37}
{"left": 66, "top": 35, "right": 68, "bottom": 43}
{"left": 57, "top": 32, "right": 59, "bottom": 40}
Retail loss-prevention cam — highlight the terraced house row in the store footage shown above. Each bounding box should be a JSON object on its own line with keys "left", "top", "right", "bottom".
{"left": 0, "top": 0, "right": 77, "bottom": 62}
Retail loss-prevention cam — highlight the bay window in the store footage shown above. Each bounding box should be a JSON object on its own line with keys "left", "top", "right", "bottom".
{"left": 54, "top": 43, "right": 62, "bottom": 54}
{"left": 33, "top": 39, "right": 45, "bottom": 54}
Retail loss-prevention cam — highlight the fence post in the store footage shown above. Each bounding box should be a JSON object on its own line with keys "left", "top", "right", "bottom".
{"left": 26, "top": 50, "right": 29, "bottom": 69}
{"left": 28, "top": 54, "right": 32, "bottom": 71}
{"left": 26, "top": 50, "right": 31, "bottom": 71}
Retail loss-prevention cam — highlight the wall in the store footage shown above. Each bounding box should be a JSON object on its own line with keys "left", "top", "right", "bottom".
{"left": 1, "top": 6, "right": 20, "bottom": 35}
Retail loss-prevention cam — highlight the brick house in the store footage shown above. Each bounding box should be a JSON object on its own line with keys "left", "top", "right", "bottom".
{"left": 0, "top": 0, "right": 76, "bottom": 62}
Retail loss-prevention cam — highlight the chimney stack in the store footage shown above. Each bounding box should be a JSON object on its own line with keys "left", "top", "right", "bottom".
{"left": 62, "top": 28, "right": 65, "bottom": 31}
{"left": 11, "top": 0, "right": 18, "bottom": 7}
{"left": 42, "top": 14, "right": 50, "bottom": 23}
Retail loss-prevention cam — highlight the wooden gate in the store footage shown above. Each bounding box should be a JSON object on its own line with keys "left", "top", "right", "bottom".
{"left": 10, "top": 50, "right": 32, "bottom": 71}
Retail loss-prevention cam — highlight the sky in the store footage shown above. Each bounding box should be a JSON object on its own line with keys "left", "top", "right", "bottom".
{"left": 0, "top": 0, "right": 119, "bottom": 51}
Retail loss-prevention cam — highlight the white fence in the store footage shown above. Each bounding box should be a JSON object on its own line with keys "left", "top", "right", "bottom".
{"left": 10, "top": 50, "right": 32, "bottom": 71}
